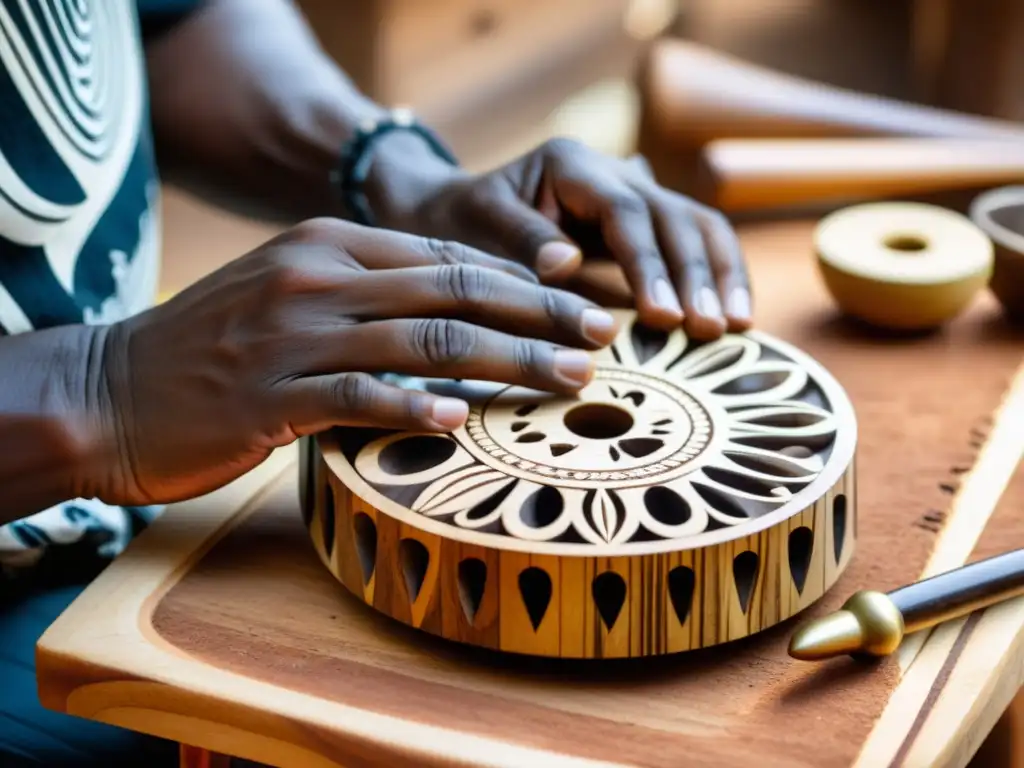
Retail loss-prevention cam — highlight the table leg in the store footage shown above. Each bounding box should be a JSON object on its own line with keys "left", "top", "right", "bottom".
{"left": 180, "top": 743, "right": 233, "bottom": 768}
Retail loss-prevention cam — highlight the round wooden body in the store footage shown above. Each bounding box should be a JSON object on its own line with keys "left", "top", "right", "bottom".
{"left": 300, "top": 310, "right": 858, "bottom": 659}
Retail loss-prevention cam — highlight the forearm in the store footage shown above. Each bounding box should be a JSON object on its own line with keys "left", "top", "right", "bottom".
{"left": 145, "top": 0, "right": 454, "bottom": 223}
{"left": 0, "top": 326, "right": 113, "bottom": 523}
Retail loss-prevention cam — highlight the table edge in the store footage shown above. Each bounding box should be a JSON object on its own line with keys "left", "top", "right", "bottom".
{"left": 35, "top": 362, "right": 1024, "bottom": 768}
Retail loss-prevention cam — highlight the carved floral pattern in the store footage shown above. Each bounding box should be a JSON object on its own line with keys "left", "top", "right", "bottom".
{"left": 350, "top": 316, "right": 841, "bottom": 549}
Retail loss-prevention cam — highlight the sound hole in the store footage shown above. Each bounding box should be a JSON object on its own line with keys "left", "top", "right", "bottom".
{"left": 518, "top": 567, "right": 553, "bottom": 631}
{"left": 521, "top": 485, "right": 563, "bottom": 528}
{"left": 563, "top": 403, "right": 634, "bottom": 440}
{"left": 353, "top": 513, "right": 377, "bottom": 585}
{"left": 788, "top": 526, "right": 813, "bottom": 595}
{"left": 592, "top": 571, "right": 627, "bottom": 631}
{"left": 644, "top": 486, "right": 691, "bottom": 526}
{"left": 733, "top": 551, "right": 760, "bottom": 614}
{"left": 668, "top": 566, "right": 695, "bottom": 625}
{"left": 833, "top": 494, "right": 848, "bottom": 565}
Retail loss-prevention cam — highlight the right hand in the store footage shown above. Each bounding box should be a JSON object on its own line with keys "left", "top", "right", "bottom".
{"left": 91, "top": 218, "right": 620, "bottom": 505}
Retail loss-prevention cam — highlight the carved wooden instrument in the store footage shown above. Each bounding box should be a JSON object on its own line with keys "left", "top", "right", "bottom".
{"left": 696, "top": 138, "right": 1024, "bottom": 212}
{"left": 300, "top": 310, "right": 858, "bottom": 659}
{"left": 639, "top": 40, "right": 1024, "bottom": 150}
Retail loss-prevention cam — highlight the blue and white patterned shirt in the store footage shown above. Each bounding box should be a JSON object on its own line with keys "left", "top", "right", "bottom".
{"left": 0, "top": 0, "right": 200, "bottom": 582}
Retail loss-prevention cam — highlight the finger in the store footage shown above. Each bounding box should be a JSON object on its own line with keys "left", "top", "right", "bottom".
{"left": 338, "top": 264, "right": 619, "bottom": 348}
{"left": 291, "top": 218, "right": 539, "bottom": 283}
{"left": 647, "top": 192, "right": 727, "bottom": 340}
{"left": 461, "top": 194, "right": 584, "bottom": 282}
{"left": 283, "top": 372, "right": 470, "bottom": 434}
{"left": 309, "top": 318, "right": 596, "bottom": 396}
{"left": 545, "top": 147, "right": 684, "bottom": 330}
{"left": 693, "top": 203, "right": 753, "bottom": 331}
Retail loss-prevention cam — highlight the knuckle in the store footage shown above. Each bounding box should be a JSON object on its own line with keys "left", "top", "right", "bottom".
{"left": 605, "top": 189, "right": 648, "bottom": 218}
{"left": 332, "top": 372, "right": 377, "bottom": 411}
{"left": 412, "top": 318, "right": 478, "bottom": 365}
{"left": 543, "top": 136, "right": 583, "bottom": 158}
{"left": 290, "top": 217, "right": 343, "bottom": 243}
{"left": 435, "top": 264, "right": 492, "bottom": 306}
{"left": 512, "top": 338, "right": 541, "bottom": 379}
{"left": 265, "top": 261, "right": 318, "bottom": 297}
{"left": 424, "top": 238, "right": 471, "bottom": 267}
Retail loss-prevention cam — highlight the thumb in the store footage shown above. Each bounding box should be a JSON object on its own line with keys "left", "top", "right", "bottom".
{"left": 478, "top": 195, "right": 583, "bottom": 282}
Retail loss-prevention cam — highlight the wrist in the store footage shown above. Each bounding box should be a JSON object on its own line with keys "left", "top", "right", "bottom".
{"left": 363, "top": 131, "right": 465, "bottom": 232}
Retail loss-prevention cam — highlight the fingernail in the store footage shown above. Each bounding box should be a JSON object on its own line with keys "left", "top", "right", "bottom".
{"left": 696, "top": 287, "right": 724, "bottom": 319}
{"left": 430, "top": 398, "right": 469, "bottom": 429}
{"left": 726, "top": 287, "right": 751, "bottom": 320}
{"left": 553, "top": 349, "right": 594, "bottom": 387}
{"left": 537, "top": 242, "right": 581, "bottom": 278}
{"left": 580, "top": 308, "right": 617, "bottom": 345}
{"left": 652, "top": 278, "right": 684, "bottom": 317}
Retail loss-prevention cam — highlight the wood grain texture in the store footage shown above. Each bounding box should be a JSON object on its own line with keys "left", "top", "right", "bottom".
{"left": 34, "top": 221, "right": 1024, "bottom": 768}
{"left": 698, "top": 138, "right": 1024, "bottom": 213}
{"left": 304, "top": 311, "right": 858, "bottom": 658}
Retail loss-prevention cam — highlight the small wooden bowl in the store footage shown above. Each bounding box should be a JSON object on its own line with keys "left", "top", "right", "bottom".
{"left": 970, "top": 186, "right": 1024, "bottom": 323}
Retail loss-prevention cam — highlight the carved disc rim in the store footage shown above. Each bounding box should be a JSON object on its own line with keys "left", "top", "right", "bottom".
{"left": 319, "top": 315, "right": 857, "bottom": 556}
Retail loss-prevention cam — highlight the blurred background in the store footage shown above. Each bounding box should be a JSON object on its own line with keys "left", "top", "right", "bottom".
{"left": 161, "top": 0, "right": 1024, "bottom": 292}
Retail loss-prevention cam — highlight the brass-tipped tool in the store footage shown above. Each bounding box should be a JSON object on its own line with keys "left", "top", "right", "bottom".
{"left": 789, "top": 548, "right": 1024, "bottom": 661}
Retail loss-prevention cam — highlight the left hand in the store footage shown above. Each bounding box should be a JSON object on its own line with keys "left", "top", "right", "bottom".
{"left": 376, "top": 137, "right": 751, "bottom": 340}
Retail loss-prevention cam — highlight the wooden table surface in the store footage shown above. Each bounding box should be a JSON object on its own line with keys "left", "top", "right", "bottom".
{"left": 35, "top": 212, "right": 1024, "bottom": 768}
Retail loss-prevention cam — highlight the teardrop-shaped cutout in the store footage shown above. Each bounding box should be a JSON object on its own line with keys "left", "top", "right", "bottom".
{"left": 550, "top": 443, "right": 576, "bottom": 457}
{"left": 518, "top": 567, "right": 552, "bottom": 631}
{"left": 619, "top": 438, "right": 664, "bottom": 458}
{"left": 521, "top": 485, "right": 563, "bottom": 528}
{"left": 511, "top": 421, "right": 529, "bottom": 432}
{"left": 353, "top": 513, "right": 377, "bottom": 585}
{"left": 515, "top": 432, "right": 546, "bottom": 444}
{"left": 321, "top": 486, "right": 336, "bottom": 559}
{"left": 465, "top": 480, "right": 517, "bottom": 521}
{"left": 609, "top": 446, "right": 621, "bottom": 461}
{"left": 667, "top": 566, "right": 695, "bottom": 625}
{"left": 300, "top": 438, "right": 316, "bottom": 527}
{"left": 631, "top": 321, "right": 669, "bottom": 364}
{"left": 457, "top": 558, "right": 487, "bottom": 624}
{"left": 788, "top": 526, "right": 813, "bottom": 595}
{"left": 399, "top": 538, "right": 430, "bottom": 603}
{"left": 592, "top": 571, "right": 627, "bottom": 630}
{"left": 515, "top": 404, "right": 538, "bottom": 417}
{"left": 833, "top": 494, "right": 848, "bottom": 565}
{"left": 644, "top": 486, "right": 691, "bottom": 526}
{"left": 733, "top": 551, "right": 760, "bottom": 614}
{"left": 622, "top": 390, "right": 646, "bottom": 406}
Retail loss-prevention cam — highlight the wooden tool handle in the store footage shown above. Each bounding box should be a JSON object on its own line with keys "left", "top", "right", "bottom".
{"left": 640, "top": 41, "right": 1024, "bottom": 150}
{"left": 697, "top": 138, "right": 1024, "bottom": 212}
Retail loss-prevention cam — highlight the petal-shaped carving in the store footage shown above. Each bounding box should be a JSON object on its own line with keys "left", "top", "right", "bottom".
{"left": 667, "top": 336, "right": 760, "bottom": 388}
{"left": 414, "top": 466, "right": 507, "bottom": 513}
{"left": 499, "top": 481, "right": 574, "bottom": 542}
{"left": 610, "top": 314, "right": 688, "bottom": 371}
{"left": 356, "top": 433, "right": 474, "bottom": 486}
{"left": 708, "top": 362, "right": 809, "bottom": 409}
{"left": 635, "top": 480, "right": 710, "bottom": 539}
{"left": 587, "top": 488, "right": 642, "bottom": 544}
{"left": 713, "top": 446, "right": 823, "bottom": 483}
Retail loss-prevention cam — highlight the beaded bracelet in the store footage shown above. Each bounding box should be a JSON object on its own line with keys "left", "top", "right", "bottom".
{"left": 331, "top": 107, "right": 459, "bottom": 227}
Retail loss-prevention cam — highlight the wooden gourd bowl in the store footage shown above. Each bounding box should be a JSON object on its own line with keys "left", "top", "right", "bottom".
{"left": 970, "top": 186, "right": 1024, "bottom": 324}
{"left": 299, "top": 310, "right": 859, "bottom": 659}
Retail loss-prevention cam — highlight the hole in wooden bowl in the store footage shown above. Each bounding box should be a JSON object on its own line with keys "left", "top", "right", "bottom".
{"left": 353, "top": 513, "right": 377, "bottom": 586}
{"left": 882, "top": 234, "right": 928, "bottom": 253}
{"left": 563, "top": 403, "right": 634, "bottom": 440}
{"left": 733, "top": 551, "right": 760, "bottom": 614}
{"left": 321, "top": 485, "right": 336, "bottom": 559}
{"left": 379, "top": 436, "right": 455, "bottom": 475}
{"left": 518, "top": 567, "right": 553, "bottom": 631}
{"left": 788, "top": 526, "right": 814, "bottom": 595}
{"left": 592, "top": 571, "right": 627, "bottom": 631}
{"left": 458, "top": 558, "right": 487, "bottom": 624}
{"left": 667, "top": 566, "right": 695, "bottom": 625}
{"left": 833, "top": 494, "right": 848, "bottom": 565}
{"left": 399, "top": 538, "right": 430, "bottom": 603}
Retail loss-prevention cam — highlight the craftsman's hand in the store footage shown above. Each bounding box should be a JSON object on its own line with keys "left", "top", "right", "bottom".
{"left": 92, "top": 219, "right": 618, "bottom": 505}
{"left": 375, "top": 137, "right": 751, "bottom": 339}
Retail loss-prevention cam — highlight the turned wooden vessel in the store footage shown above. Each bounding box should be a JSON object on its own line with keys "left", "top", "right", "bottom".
{"left": 300, "top": 310, "right": 858, "bottom": 658}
